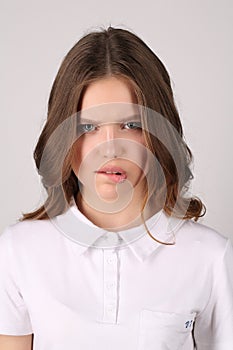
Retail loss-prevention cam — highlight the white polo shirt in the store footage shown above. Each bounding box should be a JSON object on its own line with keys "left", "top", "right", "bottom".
{"left": 0, "top": 202, "right": 233, "bottom": 350}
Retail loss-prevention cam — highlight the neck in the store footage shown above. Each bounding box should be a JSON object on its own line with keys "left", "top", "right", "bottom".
{"left": 74, "top": 189, "right": 160, "bottom": 232}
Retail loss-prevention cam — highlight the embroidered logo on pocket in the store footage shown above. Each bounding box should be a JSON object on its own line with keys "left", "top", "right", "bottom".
{"left": 185, "top": 320, "right": 193, "bottom": 329}
{"left": 138, "top": 310, "right": 196, "bottom": 350}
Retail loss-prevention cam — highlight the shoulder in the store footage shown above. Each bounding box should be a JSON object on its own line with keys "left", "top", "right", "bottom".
{"left": 180, "top": 219, "right": 228, "bottom": 244}
{"left": 1, "top": 218, "right": 54, "bottom": 237}
{"left": 176, "top": 218, "right": 231, "bottom": 262}
{"left": 0, "top": 218, "right": 59, "bottom": 252}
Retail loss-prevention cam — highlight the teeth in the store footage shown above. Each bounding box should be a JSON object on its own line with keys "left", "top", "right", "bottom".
{"left": 105, "top": 171, "right": 122, "bottom": 175}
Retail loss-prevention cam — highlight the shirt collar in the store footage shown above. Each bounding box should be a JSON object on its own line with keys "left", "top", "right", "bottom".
{"left": 52, "top": 199, "right": 185, "bottom": 262}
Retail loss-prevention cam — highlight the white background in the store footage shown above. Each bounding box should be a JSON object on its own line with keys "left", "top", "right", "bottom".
{"left": 1, "top": 0, "right": 233, "bottom": 241}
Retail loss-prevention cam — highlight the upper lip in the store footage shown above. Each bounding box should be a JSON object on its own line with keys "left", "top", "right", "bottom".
{"left": 95, "top": 166, "right": 126, "bottom": 175}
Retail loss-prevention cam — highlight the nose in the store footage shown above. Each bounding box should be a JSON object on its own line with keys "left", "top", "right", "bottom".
{"left": 101, "top": 124, "right": 124, "bottom": 158}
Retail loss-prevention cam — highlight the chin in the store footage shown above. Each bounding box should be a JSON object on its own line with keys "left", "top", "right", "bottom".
{"left": 96, "top": 184, "right": 119, "bottom": 202}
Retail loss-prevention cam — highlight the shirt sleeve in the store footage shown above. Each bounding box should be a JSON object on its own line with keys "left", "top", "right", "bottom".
{"left": 194, "top": 239, "right": 233, "bottom": 350}
{"left": 0, "top": 226, "right": 33, "bottom": 335}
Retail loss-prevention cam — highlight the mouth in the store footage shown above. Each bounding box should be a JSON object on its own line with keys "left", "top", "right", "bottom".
{"left": 95, "top": 167, "right": 127, "bottom": 183}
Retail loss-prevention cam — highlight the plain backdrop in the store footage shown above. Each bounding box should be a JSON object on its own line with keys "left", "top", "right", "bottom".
{"left": 1, "top": 0, "right": 233, "bottom": 242}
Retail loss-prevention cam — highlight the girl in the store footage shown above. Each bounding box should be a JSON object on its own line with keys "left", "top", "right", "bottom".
{"left": 0, "top": 27, "right": 232, "bottom": 350}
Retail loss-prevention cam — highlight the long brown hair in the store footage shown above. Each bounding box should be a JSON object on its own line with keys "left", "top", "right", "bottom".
{"left": 21, "top": 26, "right": 205, "bottom": 221}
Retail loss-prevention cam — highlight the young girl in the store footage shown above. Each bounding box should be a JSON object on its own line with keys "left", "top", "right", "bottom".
{"left": 0, "top": 27, "right": 232, "bottom": 350}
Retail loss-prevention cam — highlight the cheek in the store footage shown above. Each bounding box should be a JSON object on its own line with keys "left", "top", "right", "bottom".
{"left": 71, "top": 138, "right": 96, "bottom": 176}
{"left": 71, "top": 140, "right": 83, "bottom": 175}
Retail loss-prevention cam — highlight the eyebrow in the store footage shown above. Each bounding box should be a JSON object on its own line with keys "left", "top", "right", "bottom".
{"left": 78, "top": 115, "right": 141, "bottom": 124}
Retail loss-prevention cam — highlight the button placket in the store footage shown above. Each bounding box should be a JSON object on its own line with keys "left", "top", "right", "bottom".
{"left": 102, "top": 248, "right": 119, "bottom": 324}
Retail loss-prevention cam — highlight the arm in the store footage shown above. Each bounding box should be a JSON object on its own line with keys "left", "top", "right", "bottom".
{"left": 0, "top": 334, "right": 33, "bottom": 350}
{"left": 0, "top": 229, "right": 33, "bottom": 340}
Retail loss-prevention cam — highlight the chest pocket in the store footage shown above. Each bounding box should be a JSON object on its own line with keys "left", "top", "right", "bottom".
{"left": 138, "top": 310, "right": 196, "bottom": 350}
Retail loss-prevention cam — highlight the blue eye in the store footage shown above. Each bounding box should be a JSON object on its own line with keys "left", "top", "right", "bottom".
{"left": 78, "top": 124, "right": 97, "bottom": 133}
{"left": 123, "top": 121, "right": 142, "bottom": 130}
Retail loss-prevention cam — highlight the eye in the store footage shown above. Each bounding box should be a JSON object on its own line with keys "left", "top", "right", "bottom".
{"left": 123, "top": 121, "right": 142, "bottom": 130}
{"left": 77, "top": 123, "right": 97, "bottom": 133}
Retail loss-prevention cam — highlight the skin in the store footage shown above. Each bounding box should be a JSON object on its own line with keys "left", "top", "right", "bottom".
{"left": 71, "top": 76, "right": 155, "bottom": 230}
{"left": 0, "top": 334, "right": 33, "bottom": 350}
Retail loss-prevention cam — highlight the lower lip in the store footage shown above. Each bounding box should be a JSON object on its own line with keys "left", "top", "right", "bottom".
{"left": 96, "top": 172, "right": 127, "bottom": 183}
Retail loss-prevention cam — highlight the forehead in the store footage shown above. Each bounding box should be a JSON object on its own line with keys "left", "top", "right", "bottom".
{"left": 80, "top": 76, "right": 138, "bottom": 112}
{"left": 79, "top": 102, "right": 141, "bottom": 124}
{"left": 79, "top": 77, "right": 143, "bottom": 124}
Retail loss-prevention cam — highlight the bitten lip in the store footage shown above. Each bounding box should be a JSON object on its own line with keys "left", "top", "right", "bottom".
{"left": 95, "top": 166, "right": 126, "bottom": 176}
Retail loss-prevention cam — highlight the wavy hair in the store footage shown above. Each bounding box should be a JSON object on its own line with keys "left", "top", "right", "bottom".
{"left": 21, "top": 26, "right": 205, "bottom": 222}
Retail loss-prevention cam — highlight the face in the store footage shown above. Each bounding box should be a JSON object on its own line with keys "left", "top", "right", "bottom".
{"left": 71, "top": 76, "right": 149, "bottom": 211}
